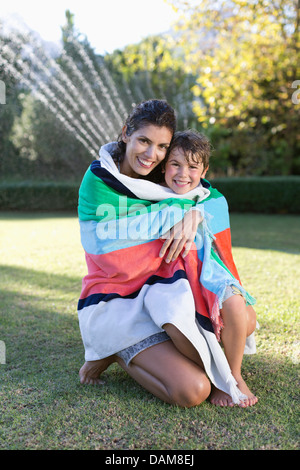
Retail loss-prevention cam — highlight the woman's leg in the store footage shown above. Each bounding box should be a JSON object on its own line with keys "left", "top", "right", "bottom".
{"left": 210, "top": 296, "right": 258, "bottom": 407}
{"left": 79, "top": 337, "right": 210, "bottom": 407}
{"left": 117, "top": 340, "right": 211, "bottom": 407}
{"left": 79, "top": 355, "right": 116, "bottom": 385}
{"left": 162, "top": 323, "right": 204, "bottom": 368}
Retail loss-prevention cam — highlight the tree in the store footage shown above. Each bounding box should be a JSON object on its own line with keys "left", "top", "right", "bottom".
{"left": 167, "top": 0, "right": 300, "bottom": 175}
{"left": 104, "top": 34, "right": 198, "bottom": 130}
{"left": 1, "top": 10, "right": 127, "bottom": 180}
{"left": 0, "top": 24, "right": 26, "bottom": 178}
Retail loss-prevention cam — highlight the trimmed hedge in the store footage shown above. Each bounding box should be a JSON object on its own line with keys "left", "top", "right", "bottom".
{"left": 0, "top": 177, "right": 299, "bottom": 213}
{"left": 211, "top": 176, "right": 300, "bottom": 214}
{"left": 0, "top": 181, "right": 79, "bottom": 211}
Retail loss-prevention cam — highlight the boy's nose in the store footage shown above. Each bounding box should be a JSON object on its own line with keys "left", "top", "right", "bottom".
{"left": 178, "top": 166, "right": 188, "bottom": 177}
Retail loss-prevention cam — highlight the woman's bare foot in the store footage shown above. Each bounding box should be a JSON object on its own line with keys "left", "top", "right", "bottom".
{"left": 210, "top": 377, "right": 258, "bottom": 408}
{"left": 79, "top": 355, "right": 116, "bottom": 385}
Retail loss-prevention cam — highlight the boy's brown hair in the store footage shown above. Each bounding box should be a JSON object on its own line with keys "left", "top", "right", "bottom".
{"left": 167, "top": 129, "right": 212, "bottom": 169}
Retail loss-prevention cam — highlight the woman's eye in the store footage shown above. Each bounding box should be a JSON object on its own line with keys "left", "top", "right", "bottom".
{"left": 158, "top": 145, "right": 168, "bottom": 152}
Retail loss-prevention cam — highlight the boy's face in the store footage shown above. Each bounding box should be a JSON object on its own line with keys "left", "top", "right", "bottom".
{"left": 163, "top": 147, "right": 208, "bottom": 194}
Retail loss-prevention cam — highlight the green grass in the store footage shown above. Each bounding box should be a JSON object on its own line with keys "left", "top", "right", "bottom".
{"left": 0, "top": 212, "right": 299, "bottom": 450}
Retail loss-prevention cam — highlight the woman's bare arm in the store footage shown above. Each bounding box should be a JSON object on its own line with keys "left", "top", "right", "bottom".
{"left": 159, "top": 209, "right": 203, "bottom": 262}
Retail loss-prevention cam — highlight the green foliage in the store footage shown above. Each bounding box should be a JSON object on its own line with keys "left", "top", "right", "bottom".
{"left": 0, "top": 15, "right": 98, "bottom": 180}
{"left": 1, "top": 4, "right": 299, "bottom": 180}
{"left": 207, "top": 124, "right": 300, "bottom": 176}
{"left": 0, "top": 28, "right": 25, "bottom": 175}
{"left": 104, "top": 35, "right": 197, "bottom": 129}
{"left": 0, "top": 181, "right": 79, "bottom": 211}
{"left": 10, "top": 94, "right": 92, "bottom": 180}
{"left": 211, "top": 176, "right": 300, "bottom": 213}
{"left": 168, "top": 0, "right": 300, "bottom": 175}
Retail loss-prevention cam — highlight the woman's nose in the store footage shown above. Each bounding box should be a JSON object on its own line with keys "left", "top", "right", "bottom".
{"left": 145, "top": 145, "right": 156, "bottom": 159}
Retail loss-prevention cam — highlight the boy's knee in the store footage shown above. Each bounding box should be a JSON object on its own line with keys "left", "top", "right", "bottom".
{"left": 246, "top": 306, "right": 257, "bottom": 336}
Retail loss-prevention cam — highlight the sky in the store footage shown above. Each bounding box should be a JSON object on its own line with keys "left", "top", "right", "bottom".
{"left": 1, "top": 0, "right": 180, "bottom": 55}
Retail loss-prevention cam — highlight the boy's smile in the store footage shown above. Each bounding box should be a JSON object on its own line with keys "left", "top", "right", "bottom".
{"left": 164, "top": 148, "right": 208, "bottom": 194}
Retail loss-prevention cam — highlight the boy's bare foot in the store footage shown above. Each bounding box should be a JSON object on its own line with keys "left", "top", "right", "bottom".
{"left": 210, "top": 378, "right": 258, "bottom": 408}
{"left": 235, "top": 376, "right": 258, "bottom": 407}
{"left": 79, "top": 356, "right": 116, "bottom": 385}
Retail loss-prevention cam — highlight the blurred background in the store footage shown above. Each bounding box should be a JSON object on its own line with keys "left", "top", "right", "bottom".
{"left": 0, "top": 0, "right": 299, "bottom": 196}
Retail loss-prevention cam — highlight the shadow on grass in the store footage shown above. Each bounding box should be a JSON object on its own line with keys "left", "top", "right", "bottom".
{"left": 0, "top": 264, "right": 298, "bottom": 398}
{"left": 0, "top": 264, "right": 135, "bottom": 391}
{"left": 0, "top": 264, "right": 299, "bottom": 450}
{"left": 0, "top": 263, "right": 81, "bottom": 295}
{"left": 0, "top": 264, "right": 83, "bottom": 379}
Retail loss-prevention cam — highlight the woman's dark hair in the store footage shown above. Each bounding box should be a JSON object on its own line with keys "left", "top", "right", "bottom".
{"left": 112, "top": 99, "right": 176, "bottom": 179}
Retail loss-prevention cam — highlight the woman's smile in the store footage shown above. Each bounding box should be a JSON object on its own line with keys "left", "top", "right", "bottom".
{"left": 136, "top": 156, "right": 155, "bottom": 168}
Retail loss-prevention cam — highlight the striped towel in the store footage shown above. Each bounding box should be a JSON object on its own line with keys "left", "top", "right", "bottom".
{"left": 77, "top": 143, "right": 256, "bottom": 404}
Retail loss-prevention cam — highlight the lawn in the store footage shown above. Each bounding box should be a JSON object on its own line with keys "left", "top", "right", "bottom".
{"left": 0, "top": 212, "right": 299, "bottom": 450}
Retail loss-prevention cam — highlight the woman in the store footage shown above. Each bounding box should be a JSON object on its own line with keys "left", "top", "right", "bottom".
{"left": 77, "top": 99, "right": 256, "bottom": 407}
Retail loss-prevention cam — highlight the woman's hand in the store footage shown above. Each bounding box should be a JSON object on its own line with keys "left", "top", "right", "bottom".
{"left": 159, "top": 209, "right": 203, "bottom": 263}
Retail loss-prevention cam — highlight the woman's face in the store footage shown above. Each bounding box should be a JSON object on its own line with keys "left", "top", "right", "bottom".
{"left": 120, "top": 124, "right": 173, "bottom": 178}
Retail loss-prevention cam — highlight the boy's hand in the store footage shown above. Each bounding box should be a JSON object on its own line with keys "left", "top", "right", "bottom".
{"left": 159, "top": 209, "right": 203, "bottom": 263}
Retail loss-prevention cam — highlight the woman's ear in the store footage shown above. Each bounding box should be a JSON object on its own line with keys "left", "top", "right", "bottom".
{"left": 121, "top": 125, "right": 128, "bottom": 143}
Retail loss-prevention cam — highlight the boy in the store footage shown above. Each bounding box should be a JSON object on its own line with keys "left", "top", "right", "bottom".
{"left": 162, "top": 129, "right": 210, "bottom": 194}
{"left": 161, "top": 130, "right": 258, "bottom": 407}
